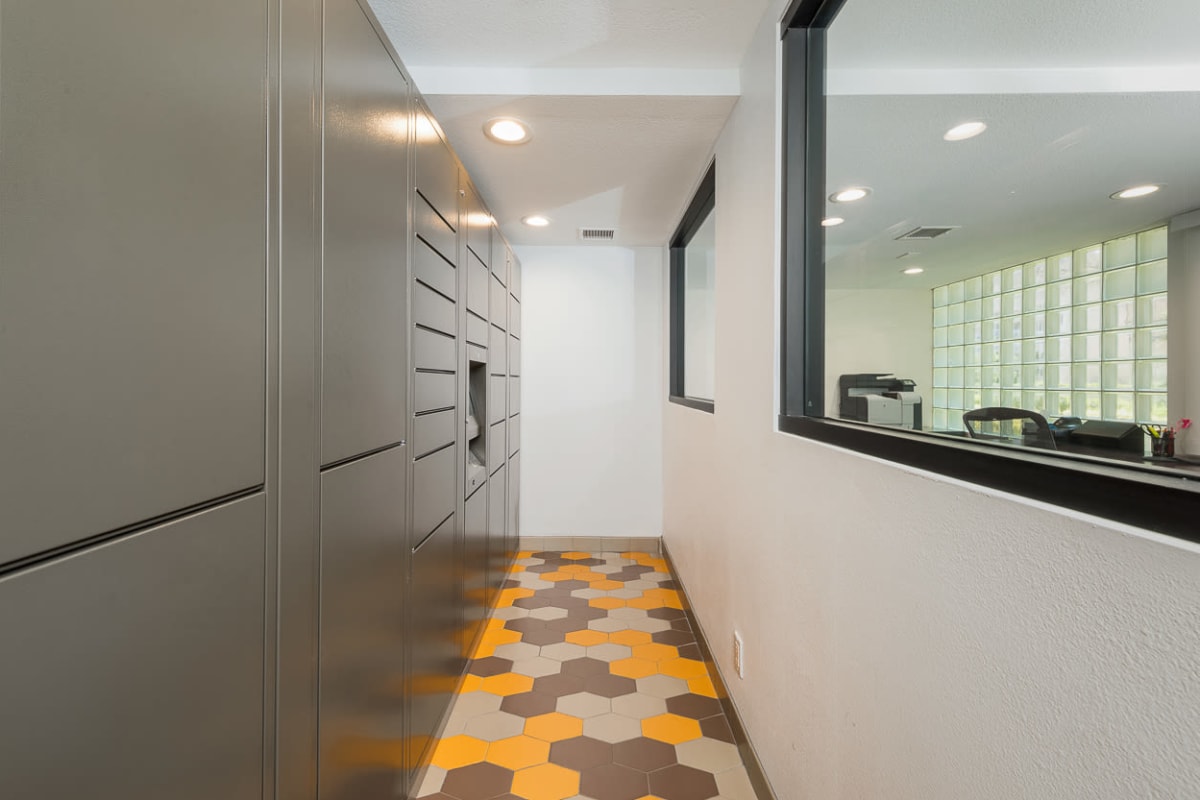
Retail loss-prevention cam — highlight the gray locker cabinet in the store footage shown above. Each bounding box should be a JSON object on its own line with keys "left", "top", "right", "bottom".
{"left": 414, "top": 410, "right": 456, "bottom": 458}
{"left": 509, "top": 414, "right": 521, "bottom": 458}
{"left": 322, "top": 0, "right": 410, "bottom": 467}
{"left": 509, "top": 296, "right": 522, "bottom": 337}
{"left": 409, "top": 513, "right": 462, "bottom": 769}
{"left": 507, "top": 452, "right": 521, "bottom": 560}
{"left": 0, "top": 496, "right": 266, "bottom": 800}
{"left": 414, "top": 192, "right": 457, "bottom": 265}
{"left": 509, "top": 376, "right": 522, "bottom": 416}
{"left": 490, "top": 275, "right": 509, "bottom": 331}
{"left": 489, "top": 420, "right": 507, "bottom": 475}
{"left": 415, "top": 372, "right": 456, "bottom": 414}
{"left": 413, "top": 444, "right": 456, "bottom": 541}
{"left": 491, "top": 227, "right": 506, "bottom": 287}
{"left": 490, "top": 326, "right": 508, "bottom": 375}
{"left": 319, "top": 448, "right": 408, "bottom": 800}
{"left": 510, "top": 253, "right": 522, "bottom": 301}
{"left": 466, "top": 312, "right": 490, "bottom": 348}
{"left": 487, "top": 464, "right": 508, "bottom": 598}
{"left": 414, "top": 282, "right": 457, "bottom": 337}
{"left": 464, "top": 187, "right": 490, "bottom": 268}
{"left": 413, "top": 237, "right": 457, "bottom": 301}
{"left": 509, "top": 334, "right": 521, "bottom": 377}
{"left": 413, "top": 328, "right": 457, "bottom": 372}
{"left": 0, "top": 0, "right": 269, "bottom": 564}
{"left": 413, "top": 104, "right": 459, "bottom": 229}
{"left": 489, "top": 376, "right": 508, "bottom": 425}
{"left": 467, "top": 254, "right": 490, "bottom": 319}
{"left": 462, "top": 487, "right": 489, "bottom": 654}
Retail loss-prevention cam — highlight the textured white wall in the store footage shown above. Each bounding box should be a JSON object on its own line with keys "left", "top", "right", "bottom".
{"left": 516, "top": 244, "right": 664, "bottom": 538}
{"left": 662, "top": 4, "right": 1200, "bottom": 798}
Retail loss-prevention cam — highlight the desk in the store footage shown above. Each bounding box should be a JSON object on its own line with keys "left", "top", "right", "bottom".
{"left": 924, "top": 428, "right": 1200, "bottom": 474}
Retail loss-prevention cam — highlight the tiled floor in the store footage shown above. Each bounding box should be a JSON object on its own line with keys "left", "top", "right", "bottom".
{"left": 415, "top": 550, "right": 758, "bottom": 800}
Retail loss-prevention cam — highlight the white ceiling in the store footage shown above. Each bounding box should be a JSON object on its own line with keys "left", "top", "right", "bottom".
{"left": 367, "top": 0, "right": 773, "bottom": 246}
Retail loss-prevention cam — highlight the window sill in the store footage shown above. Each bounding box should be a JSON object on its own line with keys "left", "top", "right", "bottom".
{"left": 670, "top": 396, "right": 715, "bottom": 414}
{"left": 779, "top": 414, "right": 1200, "bottom": 544}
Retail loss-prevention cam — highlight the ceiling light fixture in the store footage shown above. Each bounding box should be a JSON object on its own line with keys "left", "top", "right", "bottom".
{"left": 944, "top": 121, "right": 987, "bottom": 141}
{"left": 821, "top": 217, "right": 845, "bottom": 227}
{"left": 901, "top": 267, "right": 925, "bottom": 276}
{"left": 484, "top": 117, "right": 532, "bottom": 144}
{"left": 1111, "top": 184, "right": 1160, "bottom": 199}
{"left": 830, "top": 187, "right": 870, "bottom": 203}
{"left": 522, "top": 215, "right": 550, "bottom": 227}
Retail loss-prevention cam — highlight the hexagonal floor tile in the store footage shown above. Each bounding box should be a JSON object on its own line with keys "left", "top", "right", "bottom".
{"left": 657, "top": 659, "right": 707, "bottom": 681}
{"left": 430, "top": 734, "right": 488, "bottom": 770}
{"left": 441, "top": 762, "right": 514, "bottom": 800}
{"left": 650, "top": 629, "right": 694, "bottom": 647}
{"left": 647, "top": 764, "right": 718, "bottom": 800}
{"left": 713, "top": 765, "right": 755, "bottom": 800}
{"left": 548, "top": 735, "right": 614, "bottom": 772}
{"left": 486, "top": 735, "right": 552, "bottom": 771}
{"left": 675, "top": 737, "right": 741, "bottom": 774}
{"left": 645, "top": 607, "right": 686, "bottom": 621}
{"left": 469, "top": 656, "right": 515, "bottom": 677}
{"left": 501, "top": 691, "right": 559, "bottom": 719}
{"left": 521, "top": 628, "right": 568, "bottom": 646}
{"left": 561, "top": 657, "right": 610, "bottom": 678}
{"left": 686, "top": 676, "right": 718, "bottom": 699}
{"left": 556, "top": 691, "right": 612, "bottom": 719}
{"left": 588, "top": 617, "right": 629, "bottom": 633}
{"left": 565, "top": 629, "right": 609, "bottom": 647}
{"left": 586, "top": 643, "right": 633, "bottom": 663}
{"left": 640, "top": 714, "right": 703, "bottom": 745}
{"left": 608, "top": 629, "right": 652, "bottom": 648}
{"left": 513, "top": 657, "right": 564, "bottom": 679}
{"left": 480, "top": 673, "right": 536, "bottom": 697}
{"left": 506, "top": 618, "right": 548, "bottom": 635}
{"left": 493, "top": 606, "right": 531, "bottom": 621}
{"left": 464, "top": 710, "right": 526, "bottom": 742}
{"left": 530, "top": 606, "right": 570, "bottom": 621}
{"left": 607, "top": 588, "right": 644, "bottom": 600}
{"left": 514, "top": 595, "right": 557, "bottom": 610}
{"left": 541, "top": 642, "right": 587, "bottom": 662}
{"left": 578, "top": 763, "right": 649, "bottom": 800}
{"left": 571, "top": 588, "right": 606, "bottom": 600}
{"left": 494, "top": 642, "right": 541, "bottom": 662}
{"left": 581, "top": 713, "right": 642, "bottom": 744}
{"left": 665, "top": 694, "right": 723, "bottom": 720}
{"left": 676, "top": 644, "right": 702, "bottom": 661}
{"left": 611, "top": 736, "right": 678, "bottom": 772}
{"left": 699, "top": 715, "right": 735, "bottom": 744}
{"left": 583, "top": 673, "right": 638, "bottom": 699}
{"left": 608, "top": 607, "right": 648, "bottom": 621}
{"left": 511, "top": 763, "right": 581, "bottom": 800}
{"left": 633, "top": 675, "right": 688, "bottom": 700}
{"left": 630, "top": 643, "right": 678, "bottom": 663}
{"left": 442, "top": 692, "right": 505, "bottom": 736}
{"left": 624, "top": 618, "right": 671, "bottom": 634}
{"left": 532, "top": 672, "right": 587, "bottom": 698}
{"left": 608, "top": 658, "right": 657, "bottom": 680}
{"left": 524, "top": 712, "right": 585, "bottom": 743}
{"left": 415, "top": 764, "right": 446, "bottom": 797}
{"left": 610, "top": 693, "right": 667, "bottom": 721}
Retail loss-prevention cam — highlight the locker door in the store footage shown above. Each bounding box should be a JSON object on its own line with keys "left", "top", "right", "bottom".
{"left": 488, "top": 464, "right": 508, "bottom": 598}
{"left": 0, "top": 496, "right": 266, "bottom": 800}
{"left": 0, "top": 0, "right": 269, "bottom": 564}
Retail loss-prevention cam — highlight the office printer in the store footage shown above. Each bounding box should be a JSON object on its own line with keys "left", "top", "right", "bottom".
{"left": 839, "top": 373, "right": 923, "bottom": 430}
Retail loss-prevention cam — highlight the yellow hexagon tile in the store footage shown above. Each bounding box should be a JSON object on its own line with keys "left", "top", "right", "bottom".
{"left": 562, "top": 551, "right": 592, "bottom": 561}
{"left": 560, "top": 564, "right": 590, "bottom": 574}
{"left": 626, "top": 594, "right": 665, "bottom": 610}
{"left": 636, "top": 796, "right": 668, "bottom": 800}
{"left": 589, "top": 596, "right": 625, "bottom": 610}
{"left": 511, "top": 762, "right": 580, "bottom": 800}
{"left": 458, "top": 674, "right": 484, "bottom": 694}
{"left": 485, "top": 735, "right": 551, "bottom": 771}
{"left": 497, "top": 587, "right": 535, "bottom": 608}
{"left": 474, "top": 641, "right": 497, "bottom": 659}
{"left": 524, "top": 712, "right": 585, "bottom": 743}
{"left": 486, "top": 617, "right": 507, "bottom": 632}
{"left": 430, "top": 734, "right": 488, "bottom": 770}
{"left": 590, "top": 579, "right": 623, "bottom": 591}
{"left": 659, "top": 658, "right": 707, "bottom": 680}
{"left": 631, "top": 643, "right": 679, "bottom": 662}
{"left": 609, "top": 629, "right": 652, "bottom": 647}
{"left": 609, "top": 657, "right": 658, "bottom": 680}
{"left": 480, "top": 672, "right": 535, "bottom": 697}
{"left": 687, "top": 675, "right": 718, "bottom": 698}
{"left": 510, "top": 563, "right": 526, "bottom": 573}
{"left": 517, "top": 550, "right": 534, "bottom": 559}
{"left": 540, "top": 571, "right": 570, "bottom": 582}
{"left": 641, "top": 713, "right": 703, "bottom": 745}
{"left": 480, "top": 628, "right": 521, "bottom": 649}
{"left": 576, "top": 571, "right": 605, "bottom": 582}
{"left": 565, "top": 629, "right": 609, "bottom": 647}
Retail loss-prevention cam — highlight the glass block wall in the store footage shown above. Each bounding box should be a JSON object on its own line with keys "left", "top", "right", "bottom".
{"left": 931, "top": 225, "right": 1168, "bottom": 432}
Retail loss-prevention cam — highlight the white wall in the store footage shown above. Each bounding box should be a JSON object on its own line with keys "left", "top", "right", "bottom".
{"left": 516, "top": 244, "right": 664, "bottom": 538}
{"left": 662, "top": 4, "right": 1200, "bottom": 799}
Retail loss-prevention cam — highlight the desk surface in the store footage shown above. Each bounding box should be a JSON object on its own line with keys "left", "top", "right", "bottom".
{"left": 925, "top": 428, "right": 1200, "bottom": 474}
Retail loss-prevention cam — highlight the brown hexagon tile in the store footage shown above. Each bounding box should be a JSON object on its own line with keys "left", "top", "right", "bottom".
{"left": 665, "top": 694, "right": 723, "bottom": 720}
{"left": 650, "top": 629, "right": 695, "bottom": 647}
{"left": 565, "top": 606, "right": 608, "bottom": 622}
{"left": 647, "top": 764, "right": 719, "bottom": 800}
{"left": 676, "top": 644, "right": 702, "bottom": 661}
{"left": 573, "top": 557, "right": 605, "bottom": 567}
{"left": 561, "top": 657, "right": 610, "bottom": 678}
{"left": 669, "top": 618, "right": 692, "bottom": 632}
{"left": 500, "top": 691, "right": 558, "bottom": 718}
{"left": 513, "top": 595, "right": 556, "bottom": 610}
{"left": 543, "top": 579, "right": 590, "bottom": 593}
{"left": 548, "top": 735, "right": 614, "bottom": 772}
{"left": 440, "top": 762, "right": 514, "bottom": 800}
{"left": 646, "top": 607, "right": 686, "bottom": 621}
{"left": 611, "top": 736, "right": 678, "bottom": 772}
{"left": 531, "top": 672, "right": 586, "bottom": 698}
{"left": 525, "top": 563, "right": 560, "bottom": 574}
{"left": 505, "top": 618, "right": 548, "bottom": 635}
{"left": 584, "top": 672, "right": 638, "bottom": 699}
{"left": 468, "top": 656, "right": 514, "bottom": 677}
{"left": 699, "top": 714, "right": 735, "bottom": 744}
{"left": 519, "top": 627, "right": 567, "bottom": 646}
{"left": 579, "top": 762, "right": 649, "bottom": 800}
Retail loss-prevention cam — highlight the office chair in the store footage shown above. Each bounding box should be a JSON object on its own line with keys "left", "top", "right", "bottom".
{"left": 962, "top": 407, "right": 1058, "bottom": 451}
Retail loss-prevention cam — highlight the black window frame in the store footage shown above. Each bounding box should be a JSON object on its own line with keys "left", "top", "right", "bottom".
{"left": 669, "top": 160, "right": 717, "bottom": 413}
{"left": 778, "top": 0, "right": 1200, "bottom": 543}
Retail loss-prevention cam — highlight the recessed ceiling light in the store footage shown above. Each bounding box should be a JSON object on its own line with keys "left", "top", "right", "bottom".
{"left": 821, "top": 217, "right": 845, "bottom": 227}
{"left": 485, "top": 117, "right": 531, "bottom": 144}
{"left": 1111, "top": 184, "right": 1160, "bottom": 199}
{"left": 522, "top": 215, "right": 550, "bottom": 227}
{"left": 944, "top": 121, "right": 987, "bottom": 141}
{"left": 901, "top": 267, "right": 925, "bottom": 276}
{"left": 830, "top": 187, "right": 870, "bottom": 203}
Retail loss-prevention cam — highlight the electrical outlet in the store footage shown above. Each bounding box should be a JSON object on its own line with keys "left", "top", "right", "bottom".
{"left": 732, "top": 631, "right": 744, "bottom": 679}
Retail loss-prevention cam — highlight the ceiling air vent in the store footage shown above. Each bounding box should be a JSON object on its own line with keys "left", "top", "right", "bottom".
{"left": 579, "top": 227, "right": 616, "bottom": 242}
{"left": 896, "top": 226, "right": 958, "bottom": 241}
